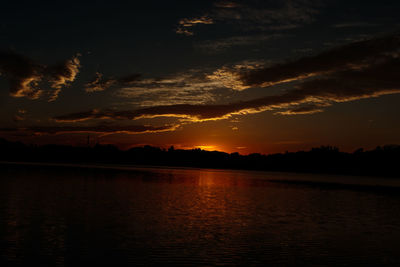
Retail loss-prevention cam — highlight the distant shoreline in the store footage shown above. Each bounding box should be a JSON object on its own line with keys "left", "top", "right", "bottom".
{"left": 1, "top": 138, "right": 400, "bottom": 178}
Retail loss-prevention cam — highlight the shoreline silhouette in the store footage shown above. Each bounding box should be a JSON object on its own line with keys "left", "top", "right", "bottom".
{"left": 1, "top": 138, "right": 399, "bottom": 177}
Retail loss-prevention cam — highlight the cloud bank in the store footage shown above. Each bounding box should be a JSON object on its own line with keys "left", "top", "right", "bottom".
{"left": 240, "top": 33, "right": 400, "bottom": 87}
{"left": 55, "top": 33, "right": 400, "bottom": 123}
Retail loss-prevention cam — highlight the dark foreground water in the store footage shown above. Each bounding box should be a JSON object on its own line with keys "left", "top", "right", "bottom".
{"left": 1, "top": 163, "right": 400, "bottom": 266}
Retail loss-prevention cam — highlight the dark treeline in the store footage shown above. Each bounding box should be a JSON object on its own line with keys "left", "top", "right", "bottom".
{"left": 1, "top": 138, "right": 399, "bottom": 177}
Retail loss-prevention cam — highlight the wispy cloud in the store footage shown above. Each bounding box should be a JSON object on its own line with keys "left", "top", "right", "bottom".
{"left": 0, "top": 124, "right": 179, "bottom": 136}
{"left": 196, "top": 34, "right": 283, "bottom": 52}
{"left": 85, "top": 72, "right": 116, "bottom": 92}
{"left": 176, "top": 16, "right": 214, "bottom": 36}
{"left": 114, "top": 64, "right": 262, "bottom": 107}
{"left": 179, "top": 16, "right": 214, "bottom": 27}
{"left": 85, "top": 72, "right": 141, "bottom": 92}
{"left": 47, "top": 55, "right": 81, "bottom": 101}
{"left": 115, "top": 72, "right": 218, "bottom": 106}
{"left": 207, "top": 67, "right": 250, "bottom": 91}
{"left": 274, "top": 103, "right": 325, "bottom": 115}
{"left": 0, "top": 51, "right": 80, "bottom": 101}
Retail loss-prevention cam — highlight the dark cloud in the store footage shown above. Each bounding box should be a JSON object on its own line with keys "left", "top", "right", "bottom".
{"left": 0, "top": 124, "right": 178, "bottom": 135}
{"left": 240, "top": 33, "right": 400, "bottom": 87}
{"left": 0, "top": 51, "right": 80, "bottom": 101}
{"left": 118, "top": 73, "right": 141, "bottom": 85}
{"left": 292, "top": 57, "right": 400, "bottom": 102}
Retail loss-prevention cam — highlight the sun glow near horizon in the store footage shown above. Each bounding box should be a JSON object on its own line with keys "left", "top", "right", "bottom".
{"left": 175, "top": 144, "right": 223, "bottom": 152}
{"left": 195, "top": 145, "right": 219, "bottom": 151}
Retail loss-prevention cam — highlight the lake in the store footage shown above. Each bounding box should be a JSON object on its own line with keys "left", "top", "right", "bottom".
{"left": 1, "top": 162, "right": 400, "bottom": 266}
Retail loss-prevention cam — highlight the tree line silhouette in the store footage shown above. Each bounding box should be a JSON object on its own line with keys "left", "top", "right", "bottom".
{"left": 0, "top": 138, "right": 399, "bottom": 177}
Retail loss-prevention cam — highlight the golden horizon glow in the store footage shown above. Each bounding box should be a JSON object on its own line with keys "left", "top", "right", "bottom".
{"left": 195, "top": 145, "right": 219, "bottom": 151}
{"left": 175, "top": 144, "right": 222, "bottom": 151}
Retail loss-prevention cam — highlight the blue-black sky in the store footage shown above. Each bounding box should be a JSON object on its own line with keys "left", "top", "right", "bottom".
{"left": 1, "top": 0, "right": 400, "bottom": 153}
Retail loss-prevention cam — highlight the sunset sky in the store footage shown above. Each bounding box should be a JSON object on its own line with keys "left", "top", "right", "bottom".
{"left": 1, "top": 0, "right": 400, "bottom": 154}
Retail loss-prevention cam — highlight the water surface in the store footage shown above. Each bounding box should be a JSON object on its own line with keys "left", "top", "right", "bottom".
{"left": 1, "top": 163, "right": 400, "bottom": 266}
